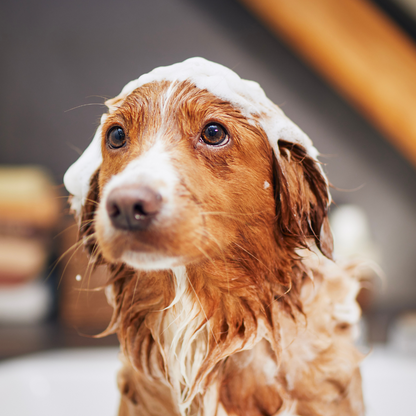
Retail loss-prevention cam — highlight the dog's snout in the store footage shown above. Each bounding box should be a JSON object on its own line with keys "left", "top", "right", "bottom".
{"left": 106, "top": 186, "right": 162, "bottom": 230}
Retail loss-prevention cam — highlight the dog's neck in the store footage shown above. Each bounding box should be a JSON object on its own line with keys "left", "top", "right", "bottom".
{"left": 110, "top": 230, "right": 301, "bottom": 414}
{"left": 109, "top": 238, "right": 364, "bottom": 416}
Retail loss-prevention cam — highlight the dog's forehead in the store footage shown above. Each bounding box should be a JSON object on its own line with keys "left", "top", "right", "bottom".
{"left": 64, "top": 57, "right": 319, "bottom": 213}
{"left": 112, "top": 79, "right": 239, "bottom": 122}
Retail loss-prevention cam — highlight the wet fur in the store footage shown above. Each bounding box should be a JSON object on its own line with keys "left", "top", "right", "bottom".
{"left": 73, "top": 80, "right": 364, "bottom": 415}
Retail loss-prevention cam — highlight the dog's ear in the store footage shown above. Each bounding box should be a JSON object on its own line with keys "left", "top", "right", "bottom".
{"left": 273, "top": 140, "right": 333, "bottom": 259}
{"left": 77, "top": 168, "right": 101, "bottom": 257}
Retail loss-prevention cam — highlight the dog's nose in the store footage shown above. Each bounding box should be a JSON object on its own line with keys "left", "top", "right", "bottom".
{"left": 106, "top": 186, "right": 162, "bottom": 230}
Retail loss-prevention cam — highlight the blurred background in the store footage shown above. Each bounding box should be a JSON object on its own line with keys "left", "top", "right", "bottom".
{"left": 1, "top": 0, "right": 416, "bottom": 361}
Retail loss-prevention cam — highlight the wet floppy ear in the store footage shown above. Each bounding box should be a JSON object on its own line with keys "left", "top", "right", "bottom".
{"left": 272, "top": 140, "right": 333, "bottom": 259}
{"left": 78, "top": 168, "right": 101, "bottom": 257}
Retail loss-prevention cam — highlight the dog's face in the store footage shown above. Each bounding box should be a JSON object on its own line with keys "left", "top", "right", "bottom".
{"left": 95, "top": 80, "right": 276, "bottom": 270}
{"left": 66, "top": 58, "right": 333, "bottom": 272}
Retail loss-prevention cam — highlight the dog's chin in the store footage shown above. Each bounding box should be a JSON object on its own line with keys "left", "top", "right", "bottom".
{"left": 121, "top": 251, "right": 184, "bottom": 271}
{"left": 96, "top": 231, "right": 202, "bottom": 270}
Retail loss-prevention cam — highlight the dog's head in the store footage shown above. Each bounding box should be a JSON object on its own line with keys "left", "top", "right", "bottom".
{"left": 64, "top": 58, "right": 332, "bottom": 271}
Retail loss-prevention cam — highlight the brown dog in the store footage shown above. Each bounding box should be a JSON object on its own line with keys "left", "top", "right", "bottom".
{"left": 65, "top": 58, "right": 364, "bottom": 416}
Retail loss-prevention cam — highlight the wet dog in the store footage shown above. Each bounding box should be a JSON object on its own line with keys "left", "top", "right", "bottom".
{"left": 65, "top": 58, "right": 364, "bottom": 416}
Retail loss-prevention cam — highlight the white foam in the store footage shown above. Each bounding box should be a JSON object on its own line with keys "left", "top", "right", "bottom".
{"left": 64, "top": 115, "right": 106, "bottom": 211}
{"left": 64, "top": 57, "right": 323, "bottom": 212}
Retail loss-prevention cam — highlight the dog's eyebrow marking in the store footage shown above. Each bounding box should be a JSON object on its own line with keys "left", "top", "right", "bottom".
{"left": 161, "top": 80, "right": 179, "bottom": 113}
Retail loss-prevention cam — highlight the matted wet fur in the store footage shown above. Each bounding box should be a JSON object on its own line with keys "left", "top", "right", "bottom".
{"left": 72, "top": 80, "right": 364, "bottom": 415}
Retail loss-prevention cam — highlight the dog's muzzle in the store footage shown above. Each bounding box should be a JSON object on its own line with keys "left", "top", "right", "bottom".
{"left": 106, "top": 186, "right": 162, "bottom": 231}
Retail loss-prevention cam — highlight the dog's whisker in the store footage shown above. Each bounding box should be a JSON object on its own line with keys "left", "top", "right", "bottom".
{"left": 86, "top": 242, "right": 101, "bottom": 284}
{"left": 194, "top": 227, "right": 231, "bottom": 294}
{"left": 232, "top": 241, "right": 274, "bottom": 275}
{"left": 128, "top": 273, "right": 141, "bottom": 324}
{"left": 64, "top": 102, "right": 107, "bottom": 113}
{"left": 53, "top": 222, "right": 82, "bottom": 239}
{"left": 76, "top": 242, "right": 100, "bottom": 306}
{"left": 192, "top": 241, "right": 216, "bottom": 268}
{"left": 199, "top": 210, "right": 267, "bottom": 217}
{"left": 46, "top": 236, "right": 88, "bottom": 283}
{"left": 83, "top": 197, "right": 100, "bottom": 207}
{"left": 56, "top": 236, "right": 94, "bottom": 289}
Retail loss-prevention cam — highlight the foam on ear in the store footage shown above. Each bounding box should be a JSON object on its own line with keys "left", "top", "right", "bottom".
{"left": 63, "top": 57, "right": 330, "bottom": 212}
{"left": 63, "top": 115, "right": 106, "bottom": 213}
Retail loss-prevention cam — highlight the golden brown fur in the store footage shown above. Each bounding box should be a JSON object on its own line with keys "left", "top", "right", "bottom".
{"left": 73, "top": 80, "right": 364, "bottom": 415}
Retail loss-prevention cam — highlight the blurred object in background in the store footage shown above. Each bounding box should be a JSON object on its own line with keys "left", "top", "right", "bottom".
{"left": 389, "top": 311, "right": 416, "bottom": 355}
{"left": 59, "top": 218, "right": 113, "bottom": 332}
{"left": 329, "top": 204, "right": 381, "bottom": 318}
{"left": 330, "top": 204, "right": 380, "bottom": 263}
{"left": 239, "top": 0, "right": 416, "bottom": 167}
{"left": 0, "top": 166, "right": 60, "bottom": 324}
{"left": 393, "top": 0, "right": 416, "bottom": 20}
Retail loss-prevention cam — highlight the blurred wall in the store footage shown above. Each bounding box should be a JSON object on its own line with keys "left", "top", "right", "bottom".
{"left": 1, "top": 0, "right": 416, "bottom": 311}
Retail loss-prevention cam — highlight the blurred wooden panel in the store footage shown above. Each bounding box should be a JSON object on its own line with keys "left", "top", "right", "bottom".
{"left": 239, "top": 0, "right": 416, "bottom": 167}
{"left": 0, "top": 166, "right": 60, "bottom": 228}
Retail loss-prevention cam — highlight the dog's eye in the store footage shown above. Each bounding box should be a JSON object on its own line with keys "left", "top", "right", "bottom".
{"left": 201, "top": 124, "right": 228, "bottom": 146}
{"left": 107, "top": 126, "right": 126, "bottom": 149}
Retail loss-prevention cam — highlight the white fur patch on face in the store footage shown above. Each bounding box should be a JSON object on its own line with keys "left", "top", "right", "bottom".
{"left": 122, "top": 251, "right": 181, "bottom": 271}
{"left": 263, "top": 180, "right": 270, "bottom": 190}
{"left": 64, "top": 58, "right": 329, "bottom": 211}
{"left": 96, "top": 139, "right": 182, "bottom": 270}
{"left": 102, "top": 139, "right": 178, "bottom": 212}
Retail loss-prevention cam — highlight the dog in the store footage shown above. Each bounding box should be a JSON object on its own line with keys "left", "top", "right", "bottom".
{"left": 64, "top": 58, "right": 364, "bottom": 416}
